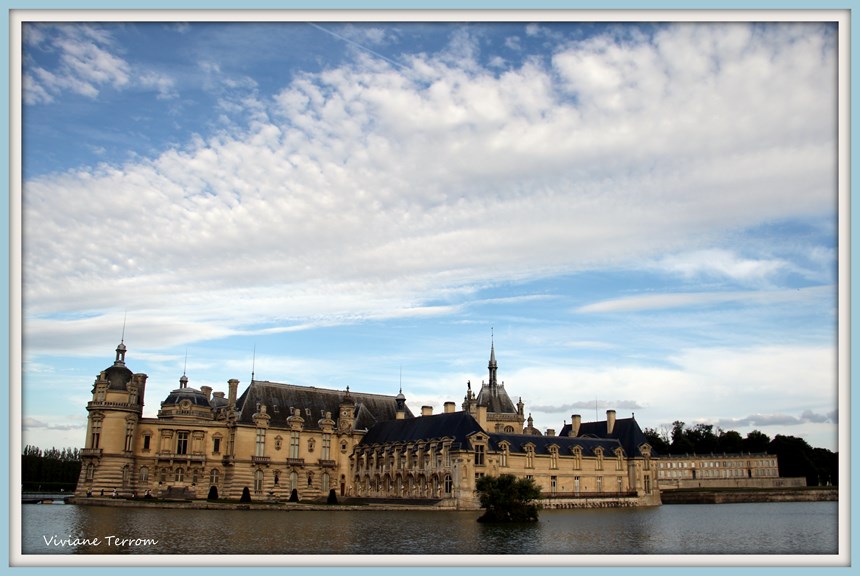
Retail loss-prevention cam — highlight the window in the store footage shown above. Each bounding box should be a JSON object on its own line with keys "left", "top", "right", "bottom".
{"left": 212, "top": 437, "right": 221, "bottom": 454}
{"left": 290, "top": 431, "right": 300, "bottom": 458}
{"left": 574, "top": 476, "right": 580, "bottom": 494}
{"left": 444, "top": 474, "right": 453, "bottom": 494}
{"left": 340, "top": 441, "right": 348, "bottom": 454}
{"left": 572, "top": 446, "right": 582, "bottom": 470}
{"left": 175, "top": 468, "right": 184, "bottom": 482}
{"left": 159, "top": 468, "right": 167, "bottom": 483}
{"left": 290, "top": 471, "right": 298, "bottom": 491}
{"left": 550, "top": 447, "right": 559, "bottom": 469}
{"left": 322, "top": 472, "right": 330, "bottom": 493}
{"left": 192, "top": 469, "right": 199, "bottom": 484}
{"left": 210, "top": 469, "right": 219, "bottom": 485}
{"left": 500, "top": 445, "right": 509, "bottom": 467}
{"left": 474, "top": 444, "right": 485, "bottom": 466}
{"left": 90, "top": 419, "right": 102, "bottom": 449}
{"left": 617, "top": 477, "right": 624, "bottom": 493}
{"left": 122, "top": 465, "right": 130, "bottom": 487}
{"left": 254, "top": 470, "right": 264, "bottom": 494}
{"left": 616, "top": 450, "right": 624, "bottom": 471}
{"left": 644, "top": 475, "right": 652, "bottom": 494}
{"left": 176, "top": 431, "right": 189, "bottom": 455}
{"left": 142, "top": 434, "right": 151, "bottom": 451}
{"left": 322, "top": 433, "right": 331, "bottom": 460}
{"left": 595, "top": 448, "right": 604, "bottom": 471}
{"left": 124, "top": 421, "right": 134, "bottom": 452}
{"left": 255, "top": 428, "right": 266, "bottom": 457}
{"left": 139, "top": 466, "right": 149, "bottom": 483}
{"left": 526, "top": 446, "right": 535, "bottom": 468}
{"left": 550, "top": 476, "right": 557, "bottom": 494}
{"left": 596, "top": 476, "right": 603, "bottom": 493}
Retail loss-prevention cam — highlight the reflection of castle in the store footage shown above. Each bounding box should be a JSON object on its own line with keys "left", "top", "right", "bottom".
{"left": 76, "top": 339, "right": 660, "bottom": 508}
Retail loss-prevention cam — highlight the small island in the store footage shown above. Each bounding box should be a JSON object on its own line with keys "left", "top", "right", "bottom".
{"left": 475, "top": 474, "right": 541, "bottom": 523}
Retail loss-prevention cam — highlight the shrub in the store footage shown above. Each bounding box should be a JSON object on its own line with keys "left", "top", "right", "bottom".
{"left": 475, "top": 474, "right": 541, "bottom": 523}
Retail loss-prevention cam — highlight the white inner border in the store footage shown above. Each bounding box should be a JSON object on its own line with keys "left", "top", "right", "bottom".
{"left": 8, "top": 7, "right": 851, "bottom": 569}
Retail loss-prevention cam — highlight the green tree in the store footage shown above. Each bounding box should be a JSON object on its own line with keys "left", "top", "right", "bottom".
{"left": 475, "top": 474, "right": 541, "bottom": 523}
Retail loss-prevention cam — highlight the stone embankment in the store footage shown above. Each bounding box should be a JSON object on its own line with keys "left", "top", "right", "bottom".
{"left": 68, "top": 496, "right": 458, "bottom": 512}
{"left": 660, "top": 486, "right": 837, "bottom": 505}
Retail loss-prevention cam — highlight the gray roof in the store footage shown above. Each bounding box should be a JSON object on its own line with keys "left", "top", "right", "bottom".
{"left": 487, "top": 432, "right": 624, "bottom": 457}
{"left": 558, "top": 417, "right": 652, "bottom": 457}
{"left": 475, "top": 382, "right": 518, "bottom": 414}
{"left": 360, "top": 411, "right": 483, "bottom": 448}
{"left": 236, "top": 380, "right": 414, "bottom": 430}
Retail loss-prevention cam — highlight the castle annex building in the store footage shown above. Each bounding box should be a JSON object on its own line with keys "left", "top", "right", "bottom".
{"left": 76, "top": 340, "right": 661, "bottom": 508}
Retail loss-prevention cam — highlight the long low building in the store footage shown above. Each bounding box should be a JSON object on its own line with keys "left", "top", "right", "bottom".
{"left": 75, "top": 339, "right": 661, "bottom": 508}
{"left": 656, "top": 453, "right": 800, "bottom": 490}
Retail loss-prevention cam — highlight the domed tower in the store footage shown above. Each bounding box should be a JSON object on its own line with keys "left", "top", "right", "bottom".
{"left": 76, "top": 340, "right": 148, "bottom": 497}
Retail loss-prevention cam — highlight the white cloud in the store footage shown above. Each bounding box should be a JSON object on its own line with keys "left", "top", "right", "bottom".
{"left": 655, "top": 249, "right": 787, "bottom": 283}
{"left": 23, "top": 22, "right": 837, "bottom": 355}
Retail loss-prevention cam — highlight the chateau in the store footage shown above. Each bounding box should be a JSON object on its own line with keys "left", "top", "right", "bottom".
{"left": 75, "top": 339, "right": 661, "bottom": 508}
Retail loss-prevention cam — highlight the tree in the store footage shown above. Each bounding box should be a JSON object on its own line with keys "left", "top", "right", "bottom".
{"left": 717, "top": 429, "right": 744, "bottom": 454}
{"left": 743, "top": 430, "right": 771, "bottom": 453}
{"left": 643, "top": 427, "right": 669, "bottom": 454}
{"left": 475, "top": 474, "right": 541, "bottom": 523}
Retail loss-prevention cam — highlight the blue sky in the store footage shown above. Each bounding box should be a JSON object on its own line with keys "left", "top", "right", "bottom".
{"left": 18, "top": 18, "right": 841, "bottom": 452}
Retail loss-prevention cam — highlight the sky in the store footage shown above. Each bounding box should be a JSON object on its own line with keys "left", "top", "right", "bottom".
{"left": 17, "top": 18, "right": 841, "bottom": 453}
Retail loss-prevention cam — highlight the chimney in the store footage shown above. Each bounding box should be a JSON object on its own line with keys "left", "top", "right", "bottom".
{"left": 546, "top": 428, "right": 555, "bottom": 437}
{"left": 422, "top": 406, "right": 433, "bottom": 417}
{"left": 212, "top": 391, "right": 225, "bottom": 399}
{"left": 201, "top": 386, "right": 212, "bottom": 402}
{"left": 476, "top": 404, "right": 488, "bottom": 428}
{"left": 228, "top": 378, "right": 239, "bottom": 408}
{"left": 444, "top": 401, "right": 456, "bottom": 414}
{"left": 606, "top": 409, "right": 616, "bottom": 435}
{"left": 570, "top": 414, "right": 581, "bottom": 437}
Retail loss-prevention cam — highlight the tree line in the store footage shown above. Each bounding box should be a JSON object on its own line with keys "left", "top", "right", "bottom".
{"left": 643, "top": 422, "right": 838, "bottom": 487}
{"left": 21, "top": 445, "right": 82, "bottom": 492}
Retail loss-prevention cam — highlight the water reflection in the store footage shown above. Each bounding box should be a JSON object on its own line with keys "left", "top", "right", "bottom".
{"left": 22, "top": 502, "right": 838, "bottom": 556}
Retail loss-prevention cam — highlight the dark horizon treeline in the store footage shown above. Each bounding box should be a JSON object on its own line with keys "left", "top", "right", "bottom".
{"left": 643, "top": 421, "right": 839, "bottom": 487}
{"left": 21, "top": 445, "right": 82, "bottom": 492}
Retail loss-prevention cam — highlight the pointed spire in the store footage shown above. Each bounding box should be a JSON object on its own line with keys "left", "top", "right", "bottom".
{"left": 179, "top": 349, "right": 188, "bottom": 388}
{"left": 488, "top": 328, "right": 498, "bottom": 387}
{"left": 251, "top": 344, "right": 256, "bottom": 383}
{"left": 114, "top": 314, "right": 128, "bottom": 366}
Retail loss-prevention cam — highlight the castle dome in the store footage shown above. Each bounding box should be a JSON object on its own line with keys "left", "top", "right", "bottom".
{"left": 103, "top": 341, "right": 133, "bottom": 391}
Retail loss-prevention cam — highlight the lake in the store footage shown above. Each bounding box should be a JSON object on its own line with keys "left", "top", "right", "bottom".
{"left": 20, "top": 501, "right": 839, "bottom": 559}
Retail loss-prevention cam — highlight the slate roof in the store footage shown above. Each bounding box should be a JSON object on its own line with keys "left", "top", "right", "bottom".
{"left": 236, "top": 380, "right": 414, "bottom": 431}
{"left": 487, "top": 432, "right": 624, "bottom": 457}
{"left": 558, "top": 417, "right": 652, "bottom": 457}
{"left": 475, "top": 383, "right": 518, "bottom": 414}
{"left": 359, "top": 411, "right": 483, "bottom": 448}
{"left": 358, "top": 411, "right": 630, "bottom": 458}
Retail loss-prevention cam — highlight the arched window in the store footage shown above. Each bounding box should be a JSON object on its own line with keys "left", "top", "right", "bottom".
{"left": 444, "top": 474, "right": 453, "bottom": 495}
{"left": 139, "top": 466, "right": 149, "bottom": 483}
{"left": 572, "top": 446, "right": 583, "bottom": 470}
{"left": 254, "top": 470, "right": 264, "bottom": 494}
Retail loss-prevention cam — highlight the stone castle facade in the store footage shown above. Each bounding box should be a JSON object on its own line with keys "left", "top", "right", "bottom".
{"left": 75, "top": 339, "right": 661, "bottom": 508}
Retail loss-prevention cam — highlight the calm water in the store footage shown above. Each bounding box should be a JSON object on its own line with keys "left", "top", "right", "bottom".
{"left": 21, "top": 501, "right": 838, "bottom": 556}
